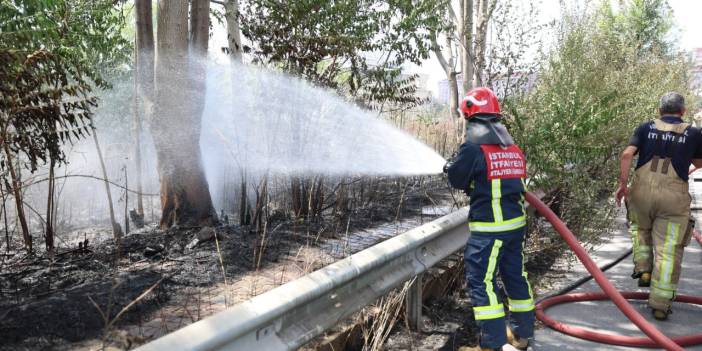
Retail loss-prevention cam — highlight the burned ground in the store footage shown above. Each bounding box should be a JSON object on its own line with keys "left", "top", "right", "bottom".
{"left": 0, "top": 188, "right": 452, "bottom": 350}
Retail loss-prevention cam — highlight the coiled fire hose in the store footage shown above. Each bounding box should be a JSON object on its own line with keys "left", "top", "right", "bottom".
{"left": 526, "top": 192, "right": 702, "bottom": 350}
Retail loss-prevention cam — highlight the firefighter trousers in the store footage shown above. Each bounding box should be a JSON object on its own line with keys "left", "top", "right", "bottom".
{"left": 465, "top": 228, "right": 534, "bottom": 349}
{"left": 628, "top": 158, "right": 694, "bottom": 311}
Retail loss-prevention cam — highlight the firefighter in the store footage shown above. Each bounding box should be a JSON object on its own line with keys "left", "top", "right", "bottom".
{"left": 445, "top": 87, "right": 533, "bottom": 351}
{"left": 616, "top": 92, "right": 702, "bottom": 320}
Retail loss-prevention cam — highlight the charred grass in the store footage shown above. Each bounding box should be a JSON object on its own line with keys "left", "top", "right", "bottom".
{"left": 0, "top": 182, "right": 453, "bottom": 350}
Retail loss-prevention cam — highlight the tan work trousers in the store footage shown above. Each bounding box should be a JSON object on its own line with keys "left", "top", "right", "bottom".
{"left": 628, "top": 158, "right": 693, "bottom": 311}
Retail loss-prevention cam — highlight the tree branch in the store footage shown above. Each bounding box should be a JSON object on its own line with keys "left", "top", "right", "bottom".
{"left": 431, "top": 33, "right": 451, "bottom": 75}
{"left": 23, "top": 174, "right": 159, "bottom": 196}
{"left": 447, "top": 3, "right": 461, "bottom": 33}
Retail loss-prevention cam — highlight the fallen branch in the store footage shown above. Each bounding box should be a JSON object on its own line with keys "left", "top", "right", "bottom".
{"left": 107, "top": 276, "right": 166, "bottom": 329}
{"left": 22, "top": 174, "right": 159, "bottom": 196}
{"left": 88, "top": 276, "right": 167, "bottom": 333}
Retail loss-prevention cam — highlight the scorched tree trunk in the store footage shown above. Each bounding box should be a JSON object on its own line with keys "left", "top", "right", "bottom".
{"left": 153, "top": 0, "right": 217, "bottom": 228}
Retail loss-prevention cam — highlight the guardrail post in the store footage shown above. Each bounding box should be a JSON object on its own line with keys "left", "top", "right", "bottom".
{"left": 406, "top": 273, "right": 423, "bottom": 331}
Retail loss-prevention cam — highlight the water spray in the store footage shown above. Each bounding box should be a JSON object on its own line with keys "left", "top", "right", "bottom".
{"left": 200, "top": 62, "right": 446, "bottom": 178}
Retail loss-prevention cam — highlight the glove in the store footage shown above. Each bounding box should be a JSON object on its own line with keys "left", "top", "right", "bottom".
{"left": 442, "top": 161, "right": 452, "bottom": 174}
{"left": 443, "top": 151, "right": 457, "bottom": 174}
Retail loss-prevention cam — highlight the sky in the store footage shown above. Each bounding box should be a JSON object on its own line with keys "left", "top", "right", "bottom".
{"left": 667, "top": 0, "right": 702, "bottom": 51}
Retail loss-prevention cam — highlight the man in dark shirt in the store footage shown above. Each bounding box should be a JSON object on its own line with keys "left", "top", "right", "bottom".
{"left": 616, "top": 92, "right": 702, "bottom": 320}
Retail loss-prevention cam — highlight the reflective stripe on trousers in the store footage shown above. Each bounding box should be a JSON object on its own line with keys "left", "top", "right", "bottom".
{"left": 476, "top": 239, "right": 504, "bottom": 320}
{"left": 652, "top": 222, "right": 681, "bottom": 301}
{"left": 465, "top": 230, "right": 535, "bottom": 348}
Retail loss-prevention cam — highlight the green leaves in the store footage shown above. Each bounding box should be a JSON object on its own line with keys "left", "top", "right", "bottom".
{"left": 598, "top": 0, "right": 674, "bottom": 56}
{"left": 505, "top": 2, "right": 691, "bottom": 240}
{"left": 0, "top": 0, "right": 130, "bottom": 171}
{"left": 240, "top": 0, "right": 446, "bottom": 109}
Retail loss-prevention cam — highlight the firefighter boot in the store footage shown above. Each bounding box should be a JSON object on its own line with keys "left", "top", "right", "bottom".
{"left": 506, "top": 327, "right": 529, "bottom": 350}
{"left": 652, "top": 308, "right": 670, "bottom": 321}
{"left": 458, "top": 346, "right": 500, "bottom": 351}
{"left": 638, "top": 272, "right": 651, "bottom": 287}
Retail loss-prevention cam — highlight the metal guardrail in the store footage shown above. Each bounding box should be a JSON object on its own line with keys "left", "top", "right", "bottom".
{"left": 136, "top": 207, "right": 470, "bottom": 351}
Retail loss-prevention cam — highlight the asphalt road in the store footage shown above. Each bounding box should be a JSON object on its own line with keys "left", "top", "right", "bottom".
{"left": 533, "top": 175, "right": 702, "bottom": 351}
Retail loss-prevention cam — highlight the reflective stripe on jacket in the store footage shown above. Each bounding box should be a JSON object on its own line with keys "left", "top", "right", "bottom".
{"left": 447, "top": 142, "right": 527, "bottom": 234}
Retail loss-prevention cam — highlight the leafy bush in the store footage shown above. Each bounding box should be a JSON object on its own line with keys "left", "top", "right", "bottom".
{"left": 504, "top": 3, "right": 694, "bottom": 246}
{"left": 240, "top": 0, "right": 447, "bottom": 109}
{"left": 0, "top": 1, "right": 131, "bottom": 251}
{"left": 0, "top": 0, "right": 131, "bottom": 170}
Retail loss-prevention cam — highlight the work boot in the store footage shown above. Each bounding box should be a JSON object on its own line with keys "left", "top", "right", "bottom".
{"left": 506, "top": 327, "right": 529, "bottom": 350}
{"left": 457, "top": 346, "right": 499, "bottom": 351}
{"left": 631, "top": 271, "right": 651, "bottom": 287}
{"left": 652, "top": 308, "right": 670, "bottom": 321}
{"left": 638, "top": 272, "right": 651, "bottom": 287}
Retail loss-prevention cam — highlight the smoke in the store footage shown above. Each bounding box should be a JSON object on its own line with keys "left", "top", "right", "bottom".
{"left": 7, "top": 59, "right": 445, "bottom": 241}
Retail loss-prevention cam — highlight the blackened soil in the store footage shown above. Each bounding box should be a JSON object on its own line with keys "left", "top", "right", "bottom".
{"left": 0, "top": 188, "right": 451, "bottom": 350}
{"left": 383, "top": 293, "right": 479, "bottom": 351}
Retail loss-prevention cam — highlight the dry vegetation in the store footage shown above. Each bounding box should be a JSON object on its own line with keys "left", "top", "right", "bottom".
{"left": 0, "top": 105, "right": 467, "bottom": 350}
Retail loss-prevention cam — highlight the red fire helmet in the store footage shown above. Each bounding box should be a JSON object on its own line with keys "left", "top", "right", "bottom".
{"left": 459, "top": 87, "right": 500, "bottom": 119}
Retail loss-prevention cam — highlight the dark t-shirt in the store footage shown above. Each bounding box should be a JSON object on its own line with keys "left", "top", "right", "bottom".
{"left": 629, "top": 116, "right": 702, "bottom": 181}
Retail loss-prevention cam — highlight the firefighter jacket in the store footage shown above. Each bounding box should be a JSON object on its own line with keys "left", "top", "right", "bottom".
{"left": 447, "top": 141, "right": 527, "bottom": 235}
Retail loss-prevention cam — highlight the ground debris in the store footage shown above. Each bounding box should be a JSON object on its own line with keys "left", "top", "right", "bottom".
{"left": 184, "top": 226, "right": 217, "bottom": 250}
{"left": 143, "top": 244, "right": 164, "bottom": 258}
{"left": 0, "top": 188, "right": 453, "bottom": 350}
{"left": 1, "top": 270, "right": 163, "bottom": 350}
{"left": 383, "top": 294, "right": 478, "bottom": 351}
{"left": 0, "top": 220, "right": 333, "bottom": 350}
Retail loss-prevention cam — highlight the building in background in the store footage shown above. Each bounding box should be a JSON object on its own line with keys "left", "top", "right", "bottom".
{"left": 436, "top": 72, "right": 537, "bottom": 104}
{"left": 437, "top": 75, "right": 465, "bottom": 105}
{"left": 407, "top": 72, "right": 432, "bottom": 101}
{"left": 692, "top": 48, "right": 702, "bottom": 96}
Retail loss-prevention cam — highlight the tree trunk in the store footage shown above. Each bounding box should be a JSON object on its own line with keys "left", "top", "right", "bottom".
{"left": 136, "top": 0, "right": 154, "bottom": 88}
{"left": 224, "top": 0, "right": 243, "bottom": 62}
{"left": 445, "top": 37, "right": 460, "bottom": 120}
{"left": 431, "top": 27, "right": 460, "bottom": 120}
{"left": 448, "top": 71, "right": 460, "bottom": 119}
{"left": 460, "top": 0, "right": 474, "bottom": 95}
{"left": 239, "top": 174, "right": 251, "bottom": 225}
{"left": 2, "top": 186, "right": 9, "bottom": 252}
{"left": 92, "top": 128, "right": 123, "bottom": 240}
{"left": 3, "top": 145, "right": 30, "bottom": 253}
{"left": 190, "top": 0, "right": 210, "bottom": 53}
{"left": 250, "top": 177, "right": 268, "bottom": 233}
{"left": 153, "top": 0, "right": 217, "bottom": 228}
{"left": 124, "top": 166, "right": 129, "bottom": 234}
{"left": 311, "top": 177, "right": 324, "bottom": 218}
{"left": 136, "top": 0, "right": 154, "bottom": 59}
{"left": 45, "top": 157, "right": 55, "bottom": 253}
{"left": 291, "top": 177, "right": 309, "bottom": 218}
{"left": 133, "top": 73, "right": 145, "bottom": 218}
{"left": 473, "top": 0, "right": 497, "bottom": 87}
{"left": 135, "top": 0, "right": 154, "bottom": 218}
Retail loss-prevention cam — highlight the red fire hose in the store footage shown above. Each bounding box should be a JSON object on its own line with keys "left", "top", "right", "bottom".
{"left": 525, "top": 192, "right": 702, "bottom": 351}
{"left": 537, "top": 291, "right": 702, "bottom": 347}
{"left": 694, "top": 229, "right": 702, "bottom": 245}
